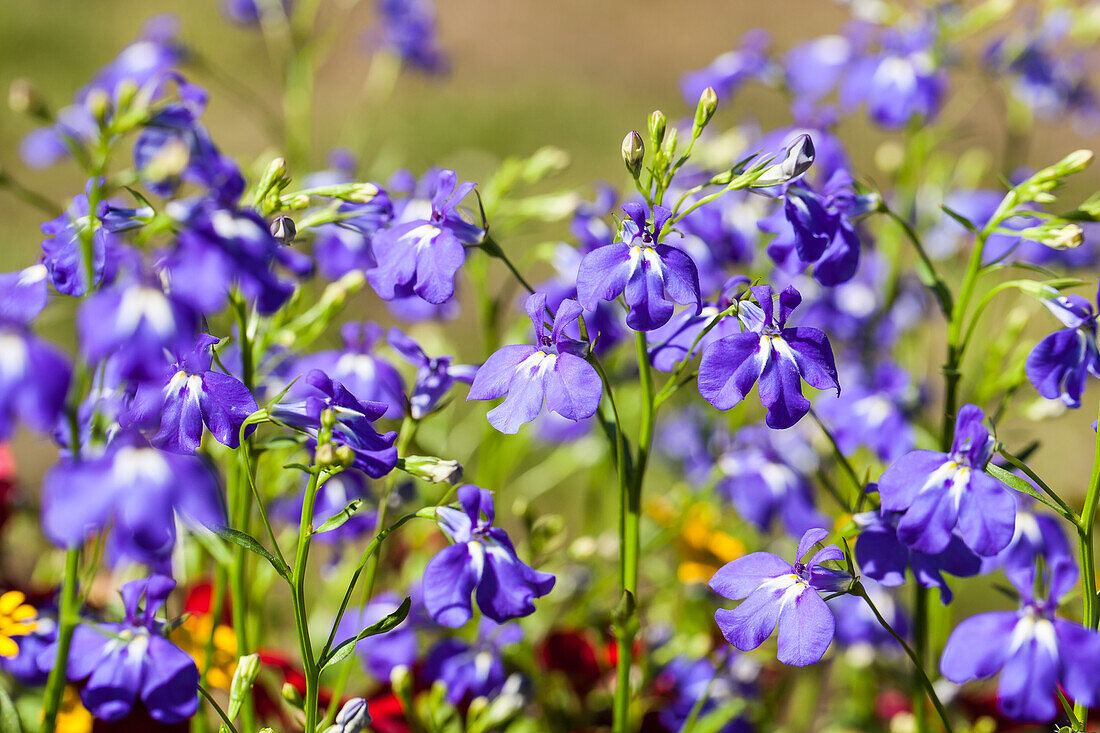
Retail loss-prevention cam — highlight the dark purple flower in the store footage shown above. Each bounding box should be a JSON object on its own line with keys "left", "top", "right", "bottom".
{"left": 270, "top": 369, "right": 398, "bottom": 478}
{"left": 423, "top": 485, "right": 554, "bottom": 627}
{"left": 335, "top": 591, "right": 417, "bottom": 681}
{"left": 940, "top": 557, "right": 1100, "bottom": 722}
{"left": 576, "top": 203, "right": 701, "bottom": 332}
{"left": 854, "top": 493, "right": 981, "bottom": 605}
{"left": 0, "top": 265, "right": 72, "bottom": 440}
{"left": 537, "top": 243, "right": 626, "bottom": 355}
{"left": 40, "top": 575, "right": 198, "bottom": 723}
{"left": 40, "top": 179, "right": 124, "bottom": 296}
{"left": 388, "top": 328, "right": 476, "bottom": 419}
{"left": 368, "top": 169, "right": 482, "bottom": 305}
{"left": 423, "top": 619, "right": 522, "bottom": 703}
{"left": 878, "top": 404, "right": 1016, "bottom": 557}
{"left": 715, "top": 424, "right": 826, "bottom": 537}
{"left": 295, "top": 322, "right": 405, "bottom": 419}
{"left": 709, "top": 528, "right": 851, "bottom": 666}
{"left": 126, "top": 334, "right": 258, "bottom": 454}
{"left": 467, "top": 294, "right": 602, "bottom": 434}
{"left": 1026, "top": 286, "right": 1100, "bottom": 408}
{"left": 571, "top": 184, "right": 617, "bottom": 252}
{"left": 680, "top": 30, "right": 775, "bottom": 106}
{"left": 698, "top": 284, "right": 839, "bottom": 429}
{"left": 77, "top": 276, "right": 197, "bottom": 383}
{"left": 41, "top": 432, "right": 225, "bottom": 568}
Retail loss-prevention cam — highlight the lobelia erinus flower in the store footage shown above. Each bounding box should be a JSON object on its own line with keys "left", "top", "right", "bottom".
{"left": 423, "top": 484, "right": 555, "bottom": 627}
{"left": 698, "top": 284, "right": 840, "bottom": 429}
{"left": 1025, "top": 285, "right": 1100, "bottom": 408}
{"left": 877, "top": 404, "right": 1016, "bottom": 557}
{"left": 709, "top": 527, "right": 852, "bottom": 666}
{"left": 576, "top": 202, "right": 701, "bottom": 331}
{"left": 468, "top": 293, "right": 602, "bottom": 434}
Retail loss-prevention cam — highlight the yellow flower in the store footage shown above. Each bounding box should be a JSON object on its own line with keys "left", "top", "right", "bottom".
{"left": 0, "top": 590, "right": 37, "bottom": 658}
{"left": 677, "top": 505, "right": 746, "bottom": 585}
{"left": 55, "top": 687, "right": 92, "bottom": 733}
{"left": 171, "top": 614, "right": 238, "bottom": 689}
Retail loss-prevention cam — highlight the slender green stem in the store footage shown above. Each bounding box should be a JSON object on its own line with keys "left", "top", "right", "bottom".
{"left": 194, "top": 563, "right": 229, "bottom": 733}
{"left": 808, "top": 409, "right": 858, "bottom": 511}
{"left": 882, "top": 207, "right": 952, "bottom": 318}
{"left": 39, "top": 549, "right": 80, "bottom": 733}
{"left": 1073, "top": 398, "right": 1100, "bottom": 724}
{"left": 0, "top": 171, "right": 62, "bottom": 217}
{"left": 293, "top": 465, "right": 323, "bottom": 733}
{"left": 857, "top": 584, "right": 954, "bottom": 733}
{"left": 198, "top": 684, "right": 240, "bottom": 733}
{"left": 481, "top": 235, "right": 537, "bottom": 295}
{"left": 998, "top": 448, "right": 1078, "bottom": 524}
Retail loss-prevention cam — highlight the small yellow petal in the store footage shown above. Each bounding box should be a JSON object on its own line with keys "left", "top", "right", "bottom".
{"left": 6, "top": 621, "right": 35, "bottom": 636}
{"left": 0, "top": 635, "right": 19, "bottom": 658}
{"left": 0, "top": 591, "right": 26, "bottom": 615}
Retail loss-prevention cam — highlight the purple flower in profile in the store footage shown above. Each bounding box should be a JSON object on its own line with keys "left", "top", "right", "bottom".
{"left": 854, "top": 489, "right": 981, "bottom": 605}
{"left": 715, "top": 424, "right": 827, "bottom": 537}
{"left": 41, "top": 432, "right": 225, "bottom": 568}
{"left": 368, "top": 169, "right": 482, "bottom": 305}
{"left": 295, "top": 322, "right": 405, "bottom": 419}
{"left": 576, "top": 203, "right": 701, "bottom": 332}
{"left": 840, "top": 27, "right": 946, "bottom": 129}
{"left": 1025, "top": 286, "right": 1100, "bottom": 408}
{"left": 271, "top": 369, "right": 398, "bottom": 478}
{"left": 762, "top": 169, "right": 873, "bottom": 286}
{"left": 423, "top": 485, "right": 554, "bottom": 628}
{"left": 388, "top": 328, "right": 476, "bottom": 419}
{"left": 77, "top": 276, "right": 197, "bottom": 383}
{"left": 878, "top": 404, "right": 1016, "bottom": 557}
{"left": 698, "top": 284, "right": 839, "bottom": 429}
{"left": 424, "top": 620, "right": 522, "bottom": 703}
{"left": 335, "top": 591, "right": 417, "bottom": 681}
{"left": 940, "top": 557, "right": 1100, "bottom": 722}
{"left": 709, "top": 528, "right": 851, "bottom": 667}
{"left": 40, "top": 179, "right": 123, "bottom": 296}
{"left": 126, "top": 334, "right": 258, "bottom": 454}
{"left": 41, "top": 575, "right": 198, "bottom": 723}
{"left": 680, "top": 29, "right": 775, "bottom": 105}
{"left": 468, "top": 294, "right": 602, "bottom": 434}
{"left": 0, "top": 265, "right": 72, "bottom": 440}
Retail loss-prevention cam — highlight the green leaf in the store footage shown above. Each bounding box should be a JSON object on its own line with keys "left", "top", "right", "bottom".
{"left": 0, "top": 684, "right": 22, "bottom": 733}
{"left": 313, "top": 499, "right": 363, "bottom": 534}
{"left": 986, "top": 463, "right": 1065, "bottom": 517}
{"left": 215, "top": 527, "right": 290, "bottom": 579}
{"left": 321, "top": 597, "right": 411, "bottom": 668}
{"left": 941, "top": 203, "right": 977, "bottom": 232}
{"left": 690, "top": 698, "right": 746, "bottom": 733}
{"left": 191, "top": 528, "right": 235, "bottom": 567}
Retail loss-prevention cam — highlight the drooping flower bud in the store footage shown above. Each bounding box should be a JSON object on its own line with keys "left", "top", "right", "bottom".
{"left": 692, "top": 86, "right": 718, "bottom": 137}
{"left": 751, "top": 133, "right": 816, "bottom": 187}
{"left": 621, "top": 131, "right": 645, "bottom": 177}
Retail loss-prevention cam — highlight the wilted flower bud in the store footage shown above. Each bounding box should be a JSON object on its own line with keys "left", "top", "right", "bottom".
{"left": 648, "top": 110, "right": 667, "bottom": 146}
{"left": 227, "top": 654, "right": 261, "bottom": 721}
{"left": 8, "top": 78, "right": 50, "bottom": 120}
{"left": 751, "top": 133, "right": 815, "bottom": 187}
{"left": 621, "top": 131, "right": 645, "bottom": 177}
{"left": 692, "top": 86, "right": 718, "bottom": 135}
{"left": 402, "top": 455, "right": 463, "bottom": 485}
{"left": 270, "top": 215, "right": 296, "bottom": 243}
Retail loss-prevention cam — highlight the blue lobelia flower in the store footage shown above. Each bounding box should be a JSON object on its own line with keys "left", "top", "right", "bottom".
{"left": 854, "top": 486, "right": 981, "bottom": 605}
{"left": 295, "top": 322, "right": 406, "bottom": 419}
{"left": 647, "top": 276, "right": 749, "bottom": 373}
{"left": 467, "top": 293, "right": 602, "bottom": 435}
{"left": 423, "top": 485, "right": 554, "bottom": 628}
{"left": 77, "top": 274, "right": 197, "bottom": 383}
{"left": 761, "top": 169, "right": 875, "bottom": 286}
{"left": 126, "top": 334, "right": 258, "bottom": 454}
{"left": 41, "top": 431, "right": 225, "bottom": 569}
{"left": 40, "top": 575, "right": 199, "bottom": 723}
{"left": 715, "top": 423, "right": 827, "bottom": 538}
{"left": 1025, "top": 286, "right": 1100, "bottom": 408}
{"left": 335, "top": 591, "right": 418, "bottom": 682}
{"left": 423, "top": 619, "right": 522, "bottom": 703}
{"left": 981, "top": 491, "right": 1073, "bottom": 577}
{"left": 697, "top": 284, "right": 839, "bottom": 429}
{"left": 656, "top": 654, "right": 755, "bottom": 733}
{"left": 388, "top": 327, "right": 477, "bottom": 419}
{"left": 270, "top": 369, "right": 398, "bottom": 478}
{"left": 368, "top": 169, "right": 483, "bottom": 305}
{"left": 0, "top": 265, "right": 72, "bottom": 440}
{"left": 940, "top": 557, "right": 1100, "bottom": 722}
{"left": 839, "top": 26, "right": 946, "bottom": 129}
{"left": 679, "top": 29, "right": 775, "bottom": 107}
{"left": 373, "top": 0, "right": 448, "bottom": 73}
{"left": 576, "top": 202, "right": 701, "bottom": 332}
{"left": 709, "top": 528, "right": 852, "bottom": 667}
{"left": 814, "top": 362, "right": 916, "bottom": 463}
{"left": 877, "top": 404, "right": 1016, "bottom": 557}
{"left": 40, "top": 179, "right": 124, "bottom": 297}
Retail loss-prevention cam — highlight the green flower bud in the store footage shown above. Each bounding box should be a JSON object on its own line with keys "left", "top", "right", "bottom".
{"left": 401, "top": 455, "right": 463, "bottom": 485}
{"left": 1023, "top": 222, "right": 1085, "bottom": 250}
{"left": 648, "top": 110, "right": 667, "bottom": 147}
{"left": 621, "top": 131, "right": 645, "bottom": 177}
{"left": 334, "top": 444, "right": 356, "bottom": 468}
{"left": 85, "top": 89, "right": 111, "bottom": 127}
{"left": 115, "top": 80, "right": 139, "bottom": 114}
{"left": 692, "top": 86, "right": 718, "bottom": 136}
{"left": 315, "top": 443, "right": 337, "bottom": 468}
{"left": 320, "top": 408, "right": 337, "bottom": 431}
{"left": 281, "top": 682, "right": 303, "bottom": 709}
{"left": 227, "top": 653, "right": 261, "bottom": 721}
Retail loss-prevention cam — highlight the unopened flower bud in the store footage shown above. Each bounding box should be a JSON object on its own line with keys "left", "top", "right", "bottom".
{"left": 467, "top": 696, "right": 490, "bottom": 721}
{"left": 332, "top": 698, "right": 371, "bottom": 733}
{"left": 115, "top": 80, "right": 139, "bottom": 113}
{"left": 648, "top": 110, "right": 667, "bottom": 146}
{"left": 8, "top": 79, "right": 50, "bottom": 120}
{"left": 320, "top": 408, "right": 337, "bottom": 431}
{"left": 227, "top": 654, "right": 261, "bottom": 721}
{"left": 751, "top": 133, "right": 815, "bottom": 187}
{"left": 1058, "top": 149, "right": 1093, "bottom": 176}
{"left": 315, "top": 443, "right": 336, "bottom": 468}
{"left": 1025, "top": 222, "right": 1085, "bottom": 250}
{"left": 281, "top": 682, "right": 303, "bottom": 708}
{"left": 402, "top": 455, "right": 463, "bottom": 485}
{"left": 346, "top": 183, "right": 381, "bottom": 203}
{"left": 270, "top": 215, "right": 296, "bottom": 243}
{"left": 692, "top": 86, "right": 718, "bottom": 136}
{"left": 85, "top": 89, "right": 111, "bottom": 127}
{"left": 334, "top": 444, "right": 355, "bottom": 468}
{"left": 621, "top": 131, "right": 645, "bottom": 177}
